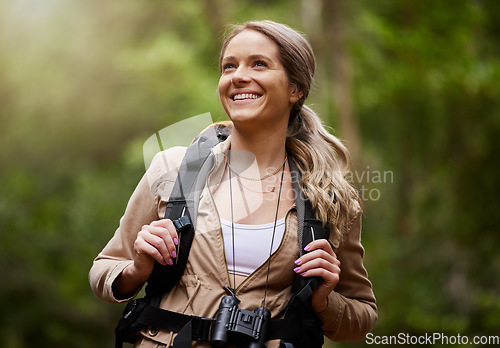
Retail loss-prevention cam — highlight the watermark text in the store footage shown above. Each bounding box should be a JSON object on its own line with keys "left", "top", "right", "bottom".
{"left": 366, "top": 332, "right": 500, "bottom": 345}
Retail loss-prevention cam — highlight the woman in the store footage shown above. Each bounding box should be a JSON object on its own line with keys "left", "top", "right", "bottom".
{"left": 90, "top": 20, "right": 377, "bottom": 347}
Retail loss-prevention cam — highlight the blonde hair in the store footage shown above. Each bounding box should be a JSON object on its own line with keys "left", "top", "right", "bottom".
{"left": 220, "top": 20, "right": 360, "bottom": 245}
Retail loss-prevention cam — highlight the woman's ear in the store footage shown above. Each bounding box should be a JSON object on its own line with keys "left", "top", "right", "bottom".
{"left": 289, "top": 84, "right": 304, "bottom": 103}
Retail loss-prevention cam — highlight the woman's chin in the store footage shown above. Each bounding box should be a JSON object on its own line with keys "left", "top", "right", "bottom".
{"left": 227, "top": 111, "right": 260, "bottom": 124}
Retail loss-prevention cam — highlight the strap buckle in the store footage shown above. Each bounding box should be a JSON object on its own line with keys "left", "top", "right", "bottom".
{"left": 192, "top": 317, "right": 214, "bottom": 341}
{"left": 172, "top": 215, "right": 192, "bottom": 232}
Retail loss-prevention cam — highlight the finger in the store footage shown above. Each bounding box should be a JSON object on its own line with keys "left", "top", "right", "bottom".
{"left": 301, "top": 267, "right": 340, "bottom": 288}
{"left": 296, "top": 264, "right": 341, "bottom": 292}
{"left": 143, "top": 224, "right": 178, "bottom": 259}
{"left": 138, "top": 229, "right": 173, "bottom": 265}
{"left": 149, "top": 220, "right": 179, "bottom": 250}
{"left": 295, "top": 249, "right": 337, "bottom": 267}
{"left": 294, "top": 257, "right": 340, "bottom": 275}
{"left": 134, "top": 235, "right": 171, "bottom": 266}
{"left": 305, "top": 239, "right": 336, "bottom": 257}
{"left": 162, "top": 219, "right": 180, "bottom": 249}
{"left": 150, "top": 218, "right": 175, "bottom": 230}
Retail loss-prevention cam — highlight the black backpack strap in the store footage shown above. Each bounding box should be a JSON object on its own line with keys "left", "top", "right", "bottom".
{"left": 146, "top": 124, "right": 228, "bottom": 296}
{"left": 285, "top": 156, "right": 329, "bottom": 348}
{"left": 289, "top": 157, "right": 306, "bottom": 256}
{"left": 288, "top": 157, "right": 330, "bottom": 252}
{"left": 303, "top": 199, "right": 330, "bottom": 245}
{"left": 118, "top": 300, "right": 304, "bottom": 347}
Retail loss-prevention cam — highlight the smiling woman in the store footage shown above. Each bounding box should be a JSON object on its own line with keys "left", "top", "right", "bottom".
{"left": 218, "top": 29, "right": 299, "bottom": 142}
{"left": 89, "top": 20, "right": 377, "bottom": 348}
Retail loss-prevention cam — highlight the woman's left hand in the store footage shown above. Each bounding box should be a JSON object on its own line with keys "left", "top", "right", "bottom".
{"left": 293, "top": 239, "right": 340, "bottom": 313}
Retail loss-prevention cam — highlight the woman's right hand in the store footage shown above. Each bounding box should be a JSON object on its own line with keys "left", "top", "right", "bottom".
{"left": 114, "top": 219, "right": 179, "bottom": 298}
{"left": 132, "top": 219, "right": 179, "bottom": 277}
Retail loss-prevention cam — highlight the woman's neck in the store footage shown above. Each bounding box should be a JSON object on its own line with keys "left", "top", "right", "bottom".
{"left": 229, "top": 126, "right": 288, "bottom": 177}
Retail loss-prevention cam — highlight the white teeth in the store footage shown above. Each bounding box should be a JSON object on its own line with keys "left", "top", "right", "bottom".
{"left": 233, "top": 93, "right": 260, "bottom": 100}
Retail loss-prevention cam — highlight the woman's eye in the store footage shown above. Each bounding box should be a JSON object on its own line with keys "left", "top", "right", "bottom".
{"left": 254, "top": 60, "right": 268, "bottom": 68}
{"left": 222, "top": 63, "right": 236, "bottom": 71}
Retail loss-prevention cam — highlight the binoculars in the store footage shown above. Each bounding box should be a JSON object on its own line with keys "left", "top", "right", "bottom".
{"left": 211, "top": 295, "right": 271, "bottom": 348}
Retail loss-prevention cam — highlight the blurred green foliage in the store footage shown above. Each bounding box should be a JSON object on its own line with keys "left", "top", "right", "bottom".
{"left": 1, "top": 0, "right": 499, "bottom": 347}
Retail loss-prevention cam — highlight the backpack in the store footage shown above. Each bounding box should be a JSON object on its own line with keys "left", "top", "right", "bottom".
{"left": 115, "top": 124, "right": 329, "bottom": 348}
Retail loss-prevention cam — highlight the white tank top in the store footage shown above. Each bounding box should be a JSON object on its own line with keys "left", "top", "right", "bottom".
{"left": 221, "top": 218, "right": 286, "bottom": 277}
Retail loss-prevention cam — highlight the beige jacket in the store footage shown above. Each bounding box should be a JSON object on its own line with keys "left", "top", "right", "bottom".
{"left": 89, "top": 138, "right": 377, "bottom": 347}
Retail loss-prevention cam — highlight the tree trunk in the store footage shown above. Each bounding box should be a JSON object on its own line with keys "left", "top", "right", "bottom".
{"left": 324, "top": 0, "right": 362, "bottom": 170}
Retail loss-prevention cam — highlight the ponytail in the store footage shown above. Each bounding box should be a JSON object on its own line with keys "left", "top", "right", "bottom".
{"left": 287, "top": 105, "right": 360, "bottom": 247}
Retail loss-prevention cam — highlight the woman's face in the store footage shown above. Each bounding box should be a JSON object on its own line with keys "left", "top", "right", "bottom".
{"left": 218, "top": 29, "right": 300, "bottom": 130}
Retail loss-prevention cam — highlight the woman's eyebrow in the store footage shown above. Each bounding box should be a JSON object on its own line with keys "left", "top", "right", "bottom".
{"left": 222, "top": 54, "right": 272, "bottom": 62}
{"left": 248, "top": 54, "right": 272, "bottom": 61}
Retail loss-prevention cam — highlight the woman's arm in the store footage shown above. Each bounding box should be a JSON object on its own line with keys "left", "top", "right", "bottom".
{"left": 293, "top": 208, "right": 377, "bottom": 341}
{"left": 88, "top": 173, "right": 159, "bottom": 302}
{"left": 113, "top": 218, "right": 179, "bottom": 299}
{"left": 89, "top": 147, "right": 185, "bottom": 303}
{"left": 320, "top": 210, "right": 377, "bottom": 341}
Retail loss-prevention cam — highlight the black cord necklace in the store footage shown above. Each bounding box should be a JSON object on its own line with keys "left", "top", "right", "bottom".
{"left": 227, "top": 150, "right": 286, "bottom": 306}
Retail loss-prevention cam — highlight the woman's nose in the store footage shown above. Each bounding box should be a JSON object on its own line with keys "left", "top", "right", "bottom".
{"left": 231, "top": 66, "right": 251, "bottom": 85}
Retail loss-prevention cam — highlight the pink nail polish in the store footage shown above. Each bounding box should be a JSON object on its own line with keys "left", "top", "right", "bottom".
{"left": 174, "top": 238, "right": 179, "bottom": 246}
{"left": 300, "top": 272, "right": 307, "bottom": 276}
{"left": 293, "top": 267, "right": 300, "bottom": 272}
{"left": 168, "top": 259, "right": 173, "bottom": 265}
{"left": 294, "top": 259, "right": 301, "bottom": 265}
{"left": 304, "top": 245, "right": 311, "bottom": 251}
{"left": 171, "top": 250, "right": 177, "bottom": 258}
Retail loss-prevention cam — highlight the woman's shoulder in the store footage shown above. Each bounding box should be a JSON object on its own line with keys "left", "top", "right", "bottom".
{"left": 346, "top": 195, "right": 362, "bottom": 225}
{"left": 151, "top": 146, "right": 187, "bottom": 170}
{"left": 146, "top": 146, "right": 187, "bottom": 198}
{"left": 337, "top": 196, "right": 362, "bottom": 239}
{"left": 350, "top": 197, "right": 362, "bottom": 217}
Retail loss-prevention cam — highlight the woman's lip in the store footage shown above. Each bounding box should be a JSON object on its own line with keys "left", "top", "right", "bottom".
{"left": 231, "top": 97, "right": 261, "bottom": 105}
{"left": 232, "top": 93, "right": 262, "bottom": 101}
{"left": 230, "top": 89, "right": 262, "bottom": 100}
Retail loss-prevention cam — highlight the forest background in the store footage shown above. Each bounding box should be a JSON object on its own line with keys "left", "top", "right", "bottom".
{"left": 1, "top": 0, "right": 499, "bottom": 347}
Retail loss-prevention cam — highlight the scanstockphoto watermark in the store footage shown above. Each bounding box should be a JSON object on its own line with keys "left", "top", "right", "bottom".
{"left": 365, "top": 332, "right": 500, "bottom": 345}
{"left": 346, "top": 167, "right": 394, "bottom": 202}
